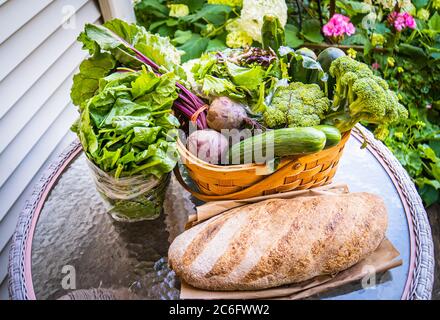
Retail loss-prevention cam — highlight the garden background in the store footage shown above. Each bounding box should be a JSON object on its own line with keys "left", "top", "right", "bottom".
{"left": 133, "top": 0, "right": 440, "bottom": 208}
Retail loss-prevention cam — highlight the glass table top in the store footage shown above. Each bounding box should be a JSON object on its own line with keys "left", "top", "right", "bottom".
{"left": 31, "top": 135, "right": 410, "bottom": 300}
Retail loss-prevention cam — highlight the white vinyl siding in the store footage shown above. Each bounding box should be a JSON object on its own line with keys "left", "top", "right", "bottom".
{"left": 0, "top": 0, "right": 102, "bottom": 299}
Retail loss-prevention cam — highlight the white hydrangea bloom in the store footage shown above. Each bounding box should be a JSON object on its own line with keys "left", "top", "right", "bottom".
{"left": 375, "top": 0, "right": 396, "bottom": 10}
{"left": 235, "top": 0, "right": 288, "bottom": 42}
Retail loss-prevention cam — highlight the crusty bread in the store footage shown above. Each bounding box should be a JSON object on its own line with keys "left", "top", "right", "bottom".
{"left": 168, "top": 193, "right": 387, "bottom": 291}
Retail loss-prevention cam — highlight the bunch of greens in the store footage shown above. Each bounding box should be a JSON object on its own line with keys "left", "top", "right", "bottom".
{"left": 71, "top": 67, "right": 180, "bottom": 179}
{"left": 72, "top": 18, "right": 208, "bottom": 129}
{"left": 133, "top": 0, "right": 289, "bottom": 61}
{"left": 189, "top": 47, "right": 280, "bottom": 113}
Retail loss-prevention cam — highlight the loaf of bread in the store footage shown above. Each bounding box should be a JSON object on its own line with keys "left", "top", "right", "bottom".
{"left": 168, "top": 193, "right": 387, "bottom": 291}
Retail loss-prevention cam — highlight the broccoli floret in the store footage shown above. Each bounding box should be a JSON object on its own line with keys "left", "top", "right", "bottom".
{"left": 330, "top": 56, "right": 372, "bottom": 107}
{"left": 263, "top": 82, "right": 329, "bottom": 128}
{"left": 262, "top": 105, "right": 287, "bottom": 128}
{"left": 326, "top": 56, "right": 408, "bottom": 138}
{"left": 349, "top": 77, "right": 388, "bottom": 119}
{"left": 325, "top": 56, "right": 408, "bottom": 138}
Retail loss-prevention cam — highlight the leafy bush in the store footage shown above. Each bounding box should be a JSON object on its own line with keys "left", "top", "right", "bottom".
{"left": 134, "top": 0, "right": 440, "bottom": 206}
{"left": 133, "top": 0, "right": 288, "bottom": 61}
{"left": 282, "top": 0, "right": 440, "bottom": 206}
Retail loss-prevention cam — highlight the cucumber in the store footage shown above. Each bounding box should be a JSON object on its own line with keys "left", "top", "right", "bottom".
{"left": 314, "top": 125, "right": 341, "bottom": 148}
{"left": 228, "top": 127, "right": 326, "bottom": 164}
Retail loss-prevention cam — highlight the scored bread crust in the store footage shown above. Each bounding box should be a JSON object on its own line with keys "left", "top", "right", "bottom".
{"left": 168, "top": 193, "right": 388, "bottom": 291}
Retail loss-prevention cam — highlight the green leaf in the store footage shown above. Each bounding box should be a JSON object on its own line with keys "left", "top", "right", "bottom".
{"left": 71, "top": 52, "right": 116, "bottom": 107}
{"left": 301, "top": 19, "right": 324, "bottom": 44}
{"left": 81, "top": 19, "right": 185, "bottom": 78}
{"left": 336, "top": 0, "right": 372, "bottom": 14}
{"left": 374, "top": 23, "right": 391, "bottom": 35}
{"left": 432, "top": 161, "right": 440, "bottom": 181}
{"left": 428, "top": 12, "right": 440, "bottom": 32}
{"left": 398, "top": 43, "right": 427, "bottom": 65}
{"left": 148, "top": 20, "right": 167, "bottom": 31}
{"left": 132, "top": 126, "right": 162, "bottom": 145}
{"left": 181, "top": 4, "right": 231, "bottom": 26}
{"left": 206, "top": 38, "right": 227, "bottom": 52}
{"left": 200, "top": 75, "right": 244, "bottom": 99}
{"left": 178, "top": 34, "right": 209, "bottom": 62}
{"left": 225, "top": 61, "right": 266, "bottom": 91}
{"left": 285, "top": 24, "right": 304, "bottom": 48}
{"left": 415, "top": 177, "right": 440, "bottom": 190}
{"left": 74, "top": 68, "right": 179, "bottom": 179}
{"left": 418, "top": 144, "right": 439, "bottom": 162}
{"left": 172, "top": 30, "right": 193, "bottom": 45}
{"left": 413, "top": 0, "right": 429, "bottom": 9}
{"left": 131, "top": 69, "right": 161, "bottom": 98}
{"left": 341, "top": 33, "right": 368, "bottom": 45}
{"left": 134, "top": 0, "right": 168, "bottom": 19}
{"left": 418, "top": 183, "right": 439, "bottom": 207}
{"left": 261, "top": 15, "right": 285, "bottom": 52}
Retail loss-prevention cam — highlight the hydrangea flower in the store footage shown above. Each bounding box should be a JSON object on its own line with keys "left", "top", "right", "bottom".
{"left": 376, "top": 0, "right": 397, "bottom": 10}
{"left": 417, "top": 9, "right": 430, "bottom": 21}
{"left": 168, "top": 4, "right": 189, "bottom": 17}
{"left": 371, "top": 33, "right": 385, "bottom": 47}
{"left": 322, "top": 14, "right": 355, "bottom": 42}
{"left": 234, "top": 0, "right": 288, "bottom": 42}
{"left": 387, "top": 11, "right": 416, "bottom": 31}
{"left": 226, "top": 30, "right": 253, "bottom": 48}
{"left": 347, "top": 48, "right": 357, "bottom": 58}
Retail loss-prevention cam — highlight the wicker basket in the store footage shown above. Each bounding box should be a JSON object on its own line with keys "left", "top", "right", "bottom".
{"left": 175, "top": 131, "right": 351, "bottom": 202}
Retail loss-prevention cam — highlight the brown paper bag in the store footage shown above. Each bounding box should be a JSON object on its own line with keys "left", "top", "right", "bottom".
{"left": 179, "top": 183, "right": 402, "bottom": 300}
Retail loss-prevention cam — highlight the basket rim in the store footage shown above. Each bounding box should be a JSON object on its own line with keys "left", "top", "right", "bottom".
{"left": 177, "top": 130, "right": 351, "bottom": 171}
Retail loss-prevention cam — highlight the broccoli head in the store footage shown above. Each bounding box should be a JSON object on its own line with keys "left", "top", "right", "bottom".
{"left": 263, "top": 82, "right": 329, "bottom": 128}
{"left": 325, "top": 56, "right": 408, "bottom": 138}
{"left": 330, "top": 56, "right": 373, "bottom": 107}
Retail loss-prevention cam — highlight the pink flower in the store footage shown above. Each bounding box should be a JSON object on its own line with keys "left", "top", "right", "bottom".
{"left": 322, "top": 14, "right": 356, "bottom": 40}
{"left": 388, "top": 11, "right": 417, "bottom": 31}
{"left": 372, "top": 62, "right": 380, "bottom": 70}
{"left": 402, "top": 12, "right": 416, "bottom": 29}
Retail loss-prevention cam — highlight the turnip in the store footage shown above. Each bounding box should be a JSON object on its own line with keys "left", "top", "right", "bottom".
{"left": 187, "top": 129, "right": 229, "bottom": 165}
{"left": 207, "top": 97, "right": 248, "bottom": 131}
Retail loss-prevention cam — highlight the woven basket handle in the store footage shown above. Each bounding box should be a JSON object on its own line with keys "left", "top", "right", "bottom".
{"left": 173, "top": 166, "right": 216, "bottom": 201}
{"left": 173, "top": 159, "right": 300, "bottom": 202}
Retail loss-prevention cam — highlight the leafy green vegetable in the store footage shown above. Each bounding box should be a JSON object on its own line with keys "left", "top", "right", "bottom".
{"left": 77, "top": 19, "right": 186, "bottom": 79}
{"left": 71, "top": 52, "right": 116, "bottom": 106}
{"left": 190, "top": 48, "right": 280, "bottom": 112}
{"left": 261, "top": 15, "right": 285, "bottom": 52}
{"left": 72, "top": 66, "right": 179, "bottom": 179}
